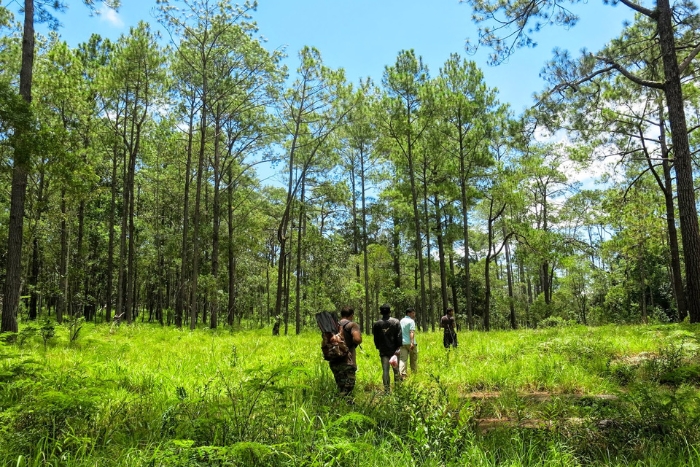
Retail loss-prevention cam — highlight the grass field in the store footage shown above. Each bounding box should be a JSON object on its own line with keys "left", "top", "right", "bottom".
{"left": 2, "top": 321, "right": 700, "bottom": 466}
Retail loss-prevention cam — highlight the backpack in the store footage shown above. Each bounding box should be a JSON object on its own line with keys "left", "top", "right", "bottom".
{"left": 315, "top": 312, "right": 350, "bottom": 361}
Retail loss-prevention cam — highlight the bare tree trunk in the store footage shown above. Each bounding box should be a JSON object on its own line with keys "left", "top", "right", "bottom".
{"left": 423, "top": 183, "right": 434, "bottom": 331}
{"left": 640, "top": 253, "right": 648, "bottom": 324}
{"left": 210, "top": 107, "right": 222, "bottom": 330}
{"left": 484, "top": 200, "right": 506, "bottom": 331}
{"left": 176, "top": 103, "right": 195, "bottom": 328}
{"left": 448, "top": 251, "right": 459, "bottom": 320}
{"left": 350, "top": 164, "right": 363, "bottom": 331}
{"left": 435, "top": 193, "right": 449, "bottom": 315}
{"left": 504, "top": 224, "right": 516, "bottom": 329}
{"left": 106, "top": 142, "right": 119, "bottom": 323}
{"left": 657, "top": 0, "right": 700, "bottom": 323}
{"left": 1, "top": 0, "right": 34, "bottom": 333}
{"left": 75, "top": 200, "right": 85, "bottom": 317}
{"left": 227, "top": 166, "right": 235, "bottom": 327}
{"left": 360, "top": 150, "right": 371, "bottom": 335}
{"left": 458, "top": 139, "right": 474, "bottom": 331}
{"left": 655, "top": 102, "right": 687, "bottom": 321}
{"left": 392, "top": 211, "right": 401, "bottom": 289}
{"left": 28, "top": 168, "right": 46, "bottom": 320}
{"left": 125, "top": 141, "right": 137, "bottom": 324}
{"left": 285, "top": 239, "right": 293, "bottom": 333}
{"left": 57, "top": 192, "right": 68, "bottom": 324}
{"left": 406, "top": 135, "right": 427, "bottom": 330}
{"left": 116, "top": 161, "right": 128, "bottom": 325}
{"left": 294, "top": 177, "right": 305, "bottom": 334}
{"left": 190, "top": 97, "right": 208, "bottom": 330}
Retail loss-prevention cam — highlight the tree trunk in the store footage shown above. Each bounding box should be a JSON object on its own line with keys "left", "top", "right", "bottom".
{"left": 75, "top": 200, "right": 85, "bottom": 317}
{"left": 542, "top": 261, "right": 551, "bottom": 305}
{"left": 210, "top": 107, "right": 222, "bottom": 330}
{"left": 227, "top": 166, "right": 235, "bottom": 327}
{"left": 58, "top": 191, "right": 68, "bottom": 324}
{"left": 294, "top": 176, "right": 306, "bottom": 334}
{"left": 1, "top": 0, "right": 34, "bottom": 333}
{"left": 454, "top": 119, "right": 476, "bottom": 331}
{"left": 125, "top": 138, "right": 138, "bottom": 324}
{"left": 422, "top": 177, "right": 434, "bottom": 331}
{"left": 434, "top": 193, "right": 449, "bottom": 315}
{"left": 106, "top": 142, "right": 119, "bottom": 323}
{"left": 28, "top": 168, "right": 45, "bottom": 321}
{"left": 504, "top": 224, "right": 516, "bottom": 329}
{"left": 116, "top": 125, "right": 129, "bottom": 323}
{"left": 190, "top": 96, "right": 208, "bottom": 330}
{"left": 275, "top": 237, "right": 288, "bottom": 333}
{"left": 350, "top": 164, "right": 363, "bottom": 331}
{"left": 176, "top": 102, "right": 195, "bottom": 328}
{"left": 406, "top": 136, "right": 427, "bottom": 330}
{"left": 448, "top": 250, "right": 460, "bottom": 321}
{"left": 656, "top": 102, "right": 687, "bottom": 321}
{"left": 392, "top": 211, "right": 401, "bottom": 289}
{"left": 657, "top": 0, "right": 700, "bottom": 323}
{"left": 360, "top": 149, "right": 371, "bottom": 335}
{"left": 640, "top": 253, "right": 648, "bottom": 324}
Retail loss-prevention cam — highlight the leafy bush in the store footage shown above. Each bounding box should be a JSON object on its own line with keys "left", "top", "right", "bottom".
{"left": 538, "top": 316, "right": 576, "bottom": 328}
{"left": 67, "top": 315, "right": 85, "bottom": 344}
{"left": 40, "top": 319, "right": 55, "bottom": 350}
{"left": 2, "top": 390, "right": 98, "bottom": 456}
{"left": 150, "top": 439, "right": 278, "bottom": 467}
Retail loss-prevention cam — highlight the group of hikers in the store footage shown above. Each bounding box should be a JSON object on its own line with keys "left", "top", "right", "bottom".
{"left": 326, "top": 303, "right": 458, "bottom": 399}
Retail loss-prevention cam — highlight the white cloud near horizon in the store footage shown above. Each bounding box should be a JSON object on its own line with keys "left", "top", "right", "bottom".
{"left": 98, "top": 5, "right": 124, "bottom": 28}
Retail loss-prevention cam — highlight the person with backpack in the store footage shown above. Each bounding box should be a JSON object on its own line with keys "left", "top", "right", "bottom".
{"left": 329, "top": 306, "right": 362, "bottom": 398}
{"left": 399, "top": 308, "right": 418, "bottom": 379}
{"left": 441, "top": 307, "right": 458, "bottom": 348}
{"left": 372, "top": 303, "right": 402, "bottom": 392}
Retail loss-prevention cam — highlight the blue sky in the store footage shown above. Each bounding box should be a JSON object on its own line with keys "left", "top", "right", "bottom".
{"left": 38, "top": 0, "right": 635, "bottom": 114}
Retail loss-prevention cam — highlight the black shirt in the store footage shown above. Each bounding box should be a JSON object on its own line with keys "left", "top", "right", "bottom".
{"left": 372, "top": 316, "right": 402, "bottom": 357}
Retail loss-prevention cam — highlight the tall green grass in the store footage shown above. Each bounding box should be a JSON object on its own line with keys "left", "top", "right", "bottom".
{"left": 1, "top": 322, "right": 699, "bottom": 466}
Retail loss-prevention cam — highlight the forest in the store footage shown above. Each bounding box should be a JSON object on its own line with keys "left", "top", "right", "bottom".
{"left": 2, "top": 0, "right": 700, "bottom": 465}
{"left": 0, "top": 0, "right": 699, "bottom": 336}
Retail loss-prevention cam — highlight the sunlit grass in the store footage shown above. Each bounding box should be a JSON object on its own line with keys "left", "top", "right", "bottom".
{"left": 1, "top": 321, "right": 700, "bottom": 466}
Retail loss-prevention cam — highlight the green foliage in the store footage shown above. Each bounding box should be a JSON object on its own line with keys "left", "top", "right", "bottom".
{"left": 67, "top": 315, "right": 85, "bottom": 344}
{"left": 151, "top": 440, "right": 277, "bottom": 467}
{"left": 39, "top": 319, "right": 56, "bottom": 351}
{"left": 538, "top": 316, "right": 575, "bottom": 328}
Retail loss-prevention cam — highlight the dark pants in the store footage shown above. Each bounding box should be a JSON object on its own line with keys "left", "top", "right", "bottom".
{"left": 443, "top": 331, "right": 458, "bottom": 348}
{"left": 329, "top": 361, "right": 357, "bottom": 396}
{"left": 380, "top": 355, "right": 399, "bottom": 391}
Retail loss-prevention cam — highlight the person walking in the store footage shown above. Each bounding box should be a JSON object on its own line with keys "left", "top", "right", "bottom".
{"left": 372, "top": 303, "right": 402, "bottom": 392}
{"left": 329, "top": 306, "right": 362, "bottom": 399}
{"left": 399, "top": 308, "right": 418, "bottom": 379}
{"left": 441, "top": 307, "right": 458, "bottom": 348}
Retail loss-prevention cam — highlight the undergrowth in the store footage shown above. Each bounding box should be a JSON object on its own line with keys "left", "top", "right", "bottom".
{"left": 1, "top": 322, "right": 699, "bottom": 466}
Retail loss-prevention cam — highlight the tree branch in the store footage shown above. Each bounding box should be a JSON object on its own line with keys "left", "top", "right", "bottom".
{"left": 678, "top": 42, "right": 700, "bottom": 75}
{"left": 639, "top": 124, "right": 666, "bottom": 196}
{"left": 617, "top": 0, "right": 657, "bottom": 19}
{"left": 594, "top": 56, "right": 665, "bottom": 89}
{"left": 622, "top": 165, "right": 653, "bottom": 201}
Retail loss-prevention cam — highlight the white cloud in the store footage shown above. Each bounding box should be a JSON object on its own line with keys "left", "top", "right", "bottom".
{"left": 98, "top": 5, "right": 124, "bottom": 28}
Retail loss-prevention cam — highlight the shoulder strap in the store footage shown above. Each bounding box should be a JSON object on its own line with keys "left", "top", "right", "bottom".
{"left": 339, "top": 320, "right": 356, "bottom": 346}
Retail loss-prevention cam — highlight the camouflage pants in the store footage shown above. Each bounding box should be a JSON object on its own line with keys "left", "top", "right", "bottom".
{"left": 329, "top": 361, "right": 357, "bottom": 396}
